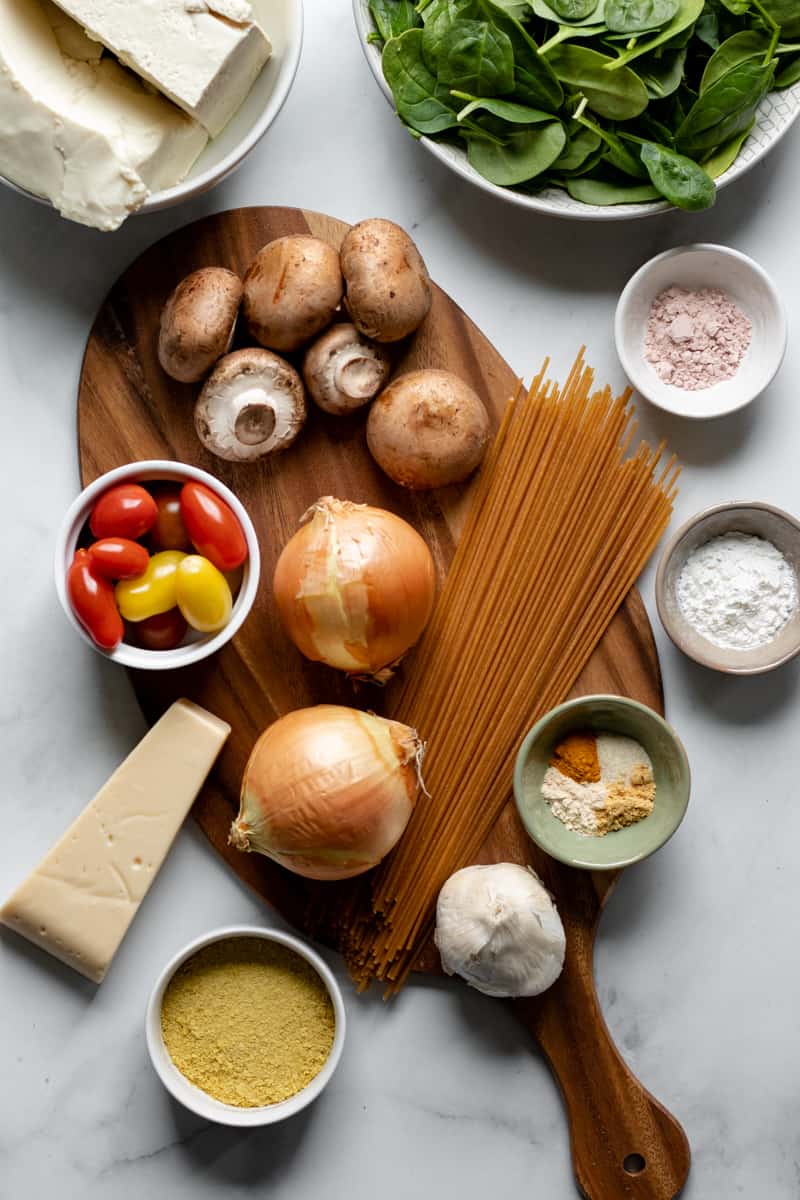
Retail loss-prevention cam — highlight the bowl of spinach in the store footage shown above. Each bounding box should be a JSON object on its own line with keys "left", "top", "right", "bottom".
{"left": 354, "top": 0, "right": 800, "bottom": 217}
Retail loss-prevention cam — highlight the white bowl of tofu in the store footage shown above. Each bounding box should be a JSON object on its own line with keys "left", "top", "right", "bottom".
{"left": 0, "top": 0, "right": 303, "bottom": 231}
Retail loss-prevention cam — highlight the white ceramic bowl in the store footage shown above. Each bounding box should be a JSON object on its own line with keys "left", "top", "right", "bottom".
{"left": 655, "top": 501, "right": 800, "bottom": 675}
{"left": 615, "top": 244, "right": 787, "bottom": 419}
{"left": 54, "top": 460, "right": 260, "bottom": 670}
{"left": 2, "top": 0, "right": 303, "bottom": 220}
{"left": 353, "top": 0, "right": 800, "bottom": 221}
{"left": 145, "top": 925, "right": 346, "bottom": 1127}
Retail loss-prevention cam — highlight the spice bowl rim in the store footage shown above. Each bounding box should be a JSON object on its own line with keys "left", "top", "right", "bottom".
{"left": 512, "top": 694, "right": 691, "bottom": 872}
{"left": 54, "top": 459, "right": 261, "bottom": 671}
{"left": 655, "top": 500, "right": 800, "bottom": 676}
{"left": 614, "top": 243, "right": 788, "bottom": 421}
{"left": 145, "top": 924, "right": 347, "bottom": 1127}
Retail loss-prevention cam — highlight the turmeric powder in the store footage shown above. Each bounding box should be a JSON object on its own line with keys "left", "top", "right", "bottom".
{"left": 550, "top": 730, "right": 600, "bottom": 783}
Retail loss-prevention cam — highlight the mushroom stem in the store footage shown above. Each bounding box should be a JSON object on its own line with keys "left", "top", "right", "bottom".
{"left": 235, "top": 398, "right": 277, "bottom": 446}
{"left": 335, "top": 353, "right": 388, "bottom": 401}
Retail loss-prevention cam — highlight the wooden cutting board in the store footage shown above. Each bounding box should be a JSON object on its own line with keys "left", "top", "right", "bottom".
{"left": 77, "top": 207, "right": 689, "bottom": 1200}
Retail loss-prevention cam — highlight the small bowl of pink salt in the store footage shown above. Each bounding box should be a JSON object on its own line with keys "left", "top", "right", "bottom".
{"left": 615, "top": 244, "right": 787, "bottom": 420}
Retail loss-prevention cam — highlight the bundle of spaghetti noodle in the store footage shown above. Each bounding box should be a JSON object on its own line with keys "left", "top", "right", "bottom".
{"left": 321, "top": 351, "right": 679, "bottom": 993}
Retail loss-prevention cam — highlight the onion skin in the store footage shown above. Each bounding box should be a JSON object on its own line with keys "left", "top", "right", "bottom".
{"left": 230, "top": 705, "right": 423, "bottom": 880}
{"left": 273, "top": 497, "right": 436, "bottom": 677}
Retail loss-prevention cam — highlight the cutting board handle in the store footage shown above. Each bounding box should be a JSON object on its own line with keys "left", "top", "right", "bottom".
{"left": 513, "top": 977, "right": 690, "bottom": 1200}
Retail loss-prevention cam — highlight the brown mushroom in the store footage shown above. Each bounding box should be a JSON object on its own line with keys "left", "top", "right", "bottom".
{"left": 158, "top": 267, "right": 242, "bottom": 383}
{"left": 340, "top": 218, "right": 432, "bottom": 343}
{"left": 366, "top": 369, "right": 490, "bottom": 490}
{"left": 242, "top": 235, "right": 344, "bottom": 352}
{"left": 194, "top": 348, "right": 307, "bottom": 463}
{"left": 301, "top": 323, "right": 392, "bottom": 415}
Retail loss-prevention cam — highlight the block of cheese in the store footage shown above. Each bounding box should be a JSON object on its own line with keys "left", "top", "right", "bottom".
{"left": 49, "top": 0, "right": 272, "bottom": 136}
{"left": 0, "top": 0, "right": 208, "bottom": 231}
{"left": 0, "top": 700, "right": 230, "bottom": 983}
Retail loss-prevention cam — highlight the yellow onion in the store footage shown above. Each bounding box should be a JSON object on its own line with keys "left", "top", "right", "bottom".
{"left": 273, "top": 497, "right": 436, "bottom": 678}
{"left": 230, "top": 705, "right": 424, "bottom": 880}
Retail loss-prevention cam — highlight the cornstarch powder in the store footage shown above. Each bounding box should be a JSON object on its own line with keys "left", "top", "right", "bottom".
{"left": 676, "top": 532, "right": 797, "bottom": 650}
{"left": 644, "top": 285, "right": 752, "bottom": 390}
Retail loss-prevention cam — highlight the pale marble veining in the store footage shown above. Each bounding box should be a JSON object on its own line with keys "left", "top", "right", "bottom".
{"left": 1, "top": 3, "right": 800, "bottom": 1198}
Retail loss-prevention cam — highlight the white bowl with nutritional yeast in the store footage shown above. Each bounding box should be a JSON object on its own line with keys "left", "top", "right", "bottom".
{"left": 145, "top": 925, "right": 346, "bottom": 1127}
{"left": 615, "top": 245, "right": 787, "bottom": 420}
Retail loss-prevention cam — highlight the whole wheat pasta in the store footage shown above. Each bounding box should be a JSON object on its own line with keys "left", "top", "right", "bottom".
{"left": 317, "top": 352, "right": 679, "bottom": 992}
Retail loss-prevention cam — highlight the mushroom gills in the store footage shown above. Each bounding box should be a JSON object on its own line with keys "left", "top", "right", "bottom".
{"left": 194, "top": 348, "right": 307, "bottom": 462}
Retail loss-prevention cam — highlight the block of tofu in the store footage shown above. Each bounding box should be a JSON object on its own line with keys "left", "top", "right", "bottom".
{"left": 49, "top": 0, "right": 272, "bottom": 136}
{"left": 0, "top": 700, "right": 230, "bottom": 983}
{"left": 0, "top": 0, "right": 208, "bottom": 231}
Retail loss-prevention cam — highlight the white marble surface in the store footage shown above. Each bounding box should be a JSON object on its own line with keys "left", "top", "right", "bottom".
{"left": 1, "top": 4, "right": 799, "bottom": 1198}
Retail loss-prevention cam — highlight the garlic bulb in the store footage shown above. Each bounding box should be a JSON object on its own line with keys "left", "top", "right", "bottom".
{"left": 434, "top": 863, "right": 565, "bottom": 998}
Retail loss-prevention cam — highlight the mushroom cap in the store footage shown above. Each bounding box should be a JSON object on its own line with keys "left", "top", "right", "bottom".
{"left": 366, "top": 369, "right": 490, "bottom": 490}
{"left": 194, "top": 347, "right": 307, "bottom": 463}
{"left": 158, "top": 267, "right": 242, "bottom": 383}
{"left": 302, "top": 323, "right": 392, "bottom": 415}
{"left": 242, "top": 235, "right": 344, "bottom": 353}
{"left": 340, "top": 218, "right": 432, "bottom": 343}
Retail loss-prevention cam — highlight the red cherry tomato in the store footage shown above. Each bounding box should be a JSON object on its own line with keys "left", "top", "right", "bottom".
{"left": 150, "top": 485, "right": 192, "bottom": 552}
{"left": 131, "top": 608, "right": 188, "bottom": 651}
{"left": 180, "top": 482, "right": 248, "bottom": 572}
{"left": 67, "top": 549, "right": 124, "bottom": 651}
{"left": 88, "top": 538, "right": 150, "bottom": 580}
{"left": 90, "top": 484, "right": 158, "bottom": 541}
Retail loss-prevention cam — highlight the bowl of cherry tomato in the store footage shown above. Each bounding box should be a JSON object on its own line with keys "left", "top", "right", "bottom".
{"left": 54, "top": 461, "right": 260, "bottom": 670}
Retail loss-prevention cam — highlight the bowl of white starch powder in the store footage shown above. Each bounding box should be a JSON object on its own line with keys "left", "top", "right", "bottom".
{"left": 656, "top": 502, "right": 800, "bottom": 674}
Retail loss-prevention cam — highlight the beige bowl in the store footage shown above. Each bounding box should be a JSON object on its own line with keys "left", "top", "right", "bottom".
{"left": 656, "top": 502, "right": 800, "bottom": 675}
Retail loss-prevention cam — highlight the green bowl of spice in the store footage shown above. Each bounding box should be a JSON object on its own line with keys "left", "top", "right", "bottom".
{"left": 146, "top": 926, "right": 346, "bottom": 1126}
{"left": 513, "top": 695, "right": 690, "bottom": 871}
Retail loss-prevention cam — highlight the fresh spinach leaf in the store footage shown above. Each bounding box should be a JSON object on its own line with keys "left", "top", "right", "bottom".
{"left": 489, "top": 0, "right": 533, "bottom": 16}
{"left": 465, "top": 120, "right": 567, "bottom": 181}
{"left": 565, "top": 175, "right": 662, "bottom": 201}
{"left": 436, "top": 19, "right": 516, "bottom": 95}
{"left": 700, "top": 30, "right": 770, "bottom": 93}
{"left": 382, "top": 29, "right": 461, "bottom": 132}
{"left": 762, "top": 1, "right": 800, "bottom": 37}
{"left": 532, "top": 0, "right": 608, "bottom": 25}
{"left": 548, "top": 0, "right": 599, "bottom": 19}
{"left": 637, "top": 46, "right": 687, "bottom": 96}
{"left": 546, "top": 44, "right": 650, "bottom": 117}
{"left": 480, "top": 0, "right": 566, "bottom": 108}
{"left": 719, "top": 0, "right": 750, "bottom": 13}
{"left": 677, "top": 58, "right": 775, "bottom": 151}
{"left": 454, "top": 94, "right": 556, "bottom": 121}
{"left": 700, "top": 121, "right": 754, "bottom": 175}
{"left": 605, "top": 0, "right": 680, "bottom": 35}
{"left": 369, "top": 0, "right": 422, "bottom": 43}
{"left": 608, "top": 0, "right": 705, "bottom": 67}
{"left": 775, "top": 53, "right": 800, "bottom": 87}
{"left": 695, "top": 8, "right": 721, "bottom": 49}
{"left": 551, "top": 122, "right": 603, "bottom": 167}
{"left": 640, "top": 140, "right": 716, "bottom": 207}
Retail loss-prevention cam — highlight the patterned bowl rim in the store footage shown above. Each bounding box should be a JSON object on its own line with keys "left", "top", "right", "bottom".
{"left": 352, "top": 0, "right": 800, "bottom": 221}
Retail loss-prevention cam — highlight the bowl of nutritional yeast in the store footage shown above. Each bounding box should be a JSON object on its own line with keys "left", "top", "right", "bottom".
{"left": 656, "top": 502, "right": 800, "bottom": 674}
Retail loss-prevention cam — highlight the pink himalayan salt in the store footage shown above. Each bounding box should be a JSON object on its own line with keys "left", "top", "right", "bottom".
{"left": 643, "top": 285, "right": 752, "bottom": 391}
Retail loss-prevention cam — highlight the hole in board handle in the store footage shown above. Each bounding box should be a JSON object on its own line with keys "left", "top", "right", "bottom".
{"left": 623, "top": 1153, "right": 646, "bottom": 1176}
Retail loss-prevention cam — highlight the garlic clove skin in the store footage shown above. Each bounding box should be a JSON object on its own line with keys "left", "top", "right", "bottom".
{"left": 434, "top": 863, "right": 565, "bottom": 999}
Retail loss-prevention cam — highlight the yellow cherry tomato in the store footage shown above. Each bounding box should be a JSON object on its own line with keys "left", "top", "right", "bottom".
{"left": 115, "top": 551, "right": 186, "bottom": 622}
{"left": 175, "top": 555, "right": 232, "bottom": 633}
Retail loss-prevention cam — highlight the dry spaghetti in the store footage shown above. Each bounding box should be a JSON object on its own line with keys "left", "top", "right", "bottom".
{"left": 315, "top": 352, "right": 679, "bottom": 994}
